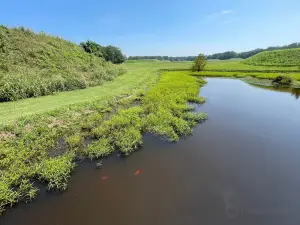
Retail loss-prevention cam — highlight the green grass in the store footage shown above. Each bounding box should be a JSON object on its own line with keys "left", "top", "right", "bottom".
{"left": 1, "top": 59, "right": 300, "bottom": 124}
{"left": 125, "top": 59, "right": 192, "bottom": 70}
{"left": 126, "top": 59, "right": 300, "bottom": 72}
{"left": 0, "top": 68, "right": 156, "bottom": 124}
{"left": 244, "top": 48, "right": 300, "bottom": 66}
{"left": 142, "top": 72, "right": 207, "bottom": 141}
{"left": 0, "top": 26, "right": 125, "bottom": 102}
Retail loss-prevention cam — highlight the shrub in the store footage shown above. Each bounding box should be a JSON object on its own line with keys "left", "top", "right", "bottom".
{"left": 36, "top": 153, "right": 75, "bottom": 190}
{"left": 65, "top": 134, "right": 82, "bottom": 149}
{"left": 272, "top": 75, "right": 292, "bottom": 86}
{"left": 191, "top": 54, "right": 207, "bottom": 72}
{"left": 86, "top": 138, "right": 113, "bottom": 159}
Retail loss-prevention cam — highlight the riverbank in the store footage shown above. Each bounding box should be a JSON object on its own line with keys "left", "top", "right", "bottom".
{"left": 1, "top": 60, "right": 300, "bottom": 124}
{"left": 1, "top": 59, "right": 300, "bottom": 214}
{"left": 0, "top": 71, "right": 207, "bottom": 214}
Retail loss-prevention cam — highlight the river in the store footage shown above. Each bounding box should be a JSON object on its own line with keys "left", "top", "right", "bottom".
{"left": 1, "top": 78, "right": 300, "bottom": 225}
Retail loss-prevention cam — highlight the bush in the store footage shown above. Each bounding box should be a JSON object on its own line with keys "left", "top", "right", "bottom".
{"left": 272, "top": 75, "right": 292, "bottom": 86}
{"left": 191, "top": 54, "right": 207, "bottom": 72}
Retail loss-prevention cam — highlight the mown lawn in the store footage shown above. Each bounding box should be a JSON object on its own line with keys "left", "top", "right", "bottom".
{"left": 0, "top": 68, "right": 157, "bottom": 124}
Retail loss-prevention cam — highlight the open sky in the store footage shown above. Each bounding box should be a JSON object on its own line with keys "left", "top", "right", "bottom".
{"left": 1, "top": 0, "right": 300, "bottom": 56}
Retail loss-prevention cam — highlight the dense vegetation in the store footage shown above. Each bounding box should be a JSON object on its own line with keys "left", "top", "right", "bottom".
{"left": 127, "top": 42, "right": 300, "bottom": 61}
{"left": 0, "top": 70, "right": 206, "bottom": 214}
{"left": 244, "top": 48, "right": 300, "bottom": 66}
{"left": 80, "top": 41, "right": 126, "bottom": 64}
{"left": 0, "top": 26, "right": 126, "bottom": 102}
{"left": 272, "top": 75, "right": 292, "bottom": 86}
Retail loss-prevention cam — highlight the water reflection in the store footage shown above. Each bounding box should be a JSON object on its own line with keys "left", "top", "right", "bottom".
{"left": 249, "top": 83, "right": 300, "bottom": 99}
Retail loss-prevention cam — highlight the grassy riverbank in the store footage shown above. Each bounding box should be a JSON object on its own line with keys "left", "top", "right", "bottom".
{"left": 1, "top": 59, "right": 299, "bottom": 125}
{"left": 126, "top": 60, "right": 300, "bottom": 87}
{"left": 0, "top": 70, "right": 206, "bottom": 214}
{"left": 1, "top": 58, "right": 300, "bottom": 214}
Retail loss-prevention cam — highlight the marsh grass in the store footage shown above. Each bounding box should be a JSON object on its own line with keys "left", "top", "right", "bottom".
{"left": 0, "top": 70, "right": 207, "bottom": 214}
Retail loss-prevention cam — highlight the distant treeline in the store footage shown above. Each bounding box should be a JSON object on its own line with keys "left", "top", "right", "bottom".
{"left": 128, "top": 42, "right": 300, "bottom": 61}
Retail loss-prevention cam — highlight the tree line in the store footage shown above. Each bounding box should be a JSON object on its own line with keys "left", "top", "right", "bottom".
{"left": 128, "top": 42, "right": 300, "bottom": 61}
{"left": 80, "top": 40, "right": 126, "bottom": 64}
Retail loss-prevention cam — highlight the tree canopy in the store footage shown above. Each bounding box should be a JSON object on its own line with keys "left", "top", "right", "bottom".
{"left": 80, "top": 41, "right": 126, "bottom": 64}
{"left": 191, "top": 54, "right": 207, "bottom": 72}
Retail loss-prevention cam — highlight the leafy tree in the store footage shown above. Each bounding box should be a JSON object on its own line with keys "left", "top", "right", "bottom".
{"left": 80, "top": 42, "right": 125, "bottom": 64}
{"left": 80, "top": 41, "right": 104, "bottom": 57}
{"left": 191, "top": 54, "right": 207, "bottom": 72}
{"left": 103, "top": 45, "right": 126, "bottom": 64}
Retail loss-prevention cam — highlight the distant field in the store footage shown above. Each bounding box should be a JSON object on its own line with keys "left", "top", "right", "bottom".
{"left": 125, "top": 60, "right": 192, "bottom": 70}
{"left": 205, "top": 60, "right": 299, "bottom": 71}
{"left": 126, "top": 59, "right": 299, "bottom": 72}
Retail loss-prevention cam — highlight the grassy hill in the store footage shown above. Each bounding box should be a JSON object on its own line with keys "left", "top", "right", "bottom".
{"left": 244, "top": 48, "right": 300, "bottom": 66}
{"left": 0, "top": 26, "right": 125, "bottom": 102}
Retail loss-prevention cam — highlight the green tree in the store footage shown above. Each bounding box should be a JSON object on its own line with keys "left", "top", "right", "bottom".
{"left": 191, "top": 54, "right": 207, "bottom": 72}
{"left": 80, "top": 41, "right": 126, "bottom": 64}
{"left": 80, "top": 41, "right": 104, "bottom": 57}
{"left": 103, "top": 45, "right": 126, "bottom": 64}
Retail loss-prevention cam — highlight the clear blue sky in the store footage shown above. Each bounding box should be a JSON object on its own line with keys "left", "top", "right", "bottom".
{"left": 1, "top": 0, "right": 300, "bottom": 56}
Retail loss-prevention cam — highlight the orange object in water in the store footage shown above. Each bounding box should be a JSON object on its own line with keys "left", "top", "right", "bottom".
{"left": 102, "top": 176, "right": 108, "bottom": 180}
{"left": 135, "top": 170, "right": 141, "bottom": 175}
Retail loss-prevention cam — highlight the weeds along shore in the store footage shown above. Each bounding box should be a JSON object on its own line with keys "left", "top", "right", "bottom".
{"left": 0, "top": 71, "right": 207, "bottom": 214}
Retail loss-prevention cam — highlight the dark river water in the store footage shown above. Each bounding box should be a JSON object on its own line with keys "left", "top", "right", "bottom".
{"left": 1, "top": 78, "right": 300, "bottom": 225}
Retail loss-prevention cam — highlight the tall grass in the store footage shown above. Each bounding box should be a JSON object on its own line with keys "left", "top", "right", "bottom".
{"left": 0, "top": 26, "right": 126, "bottom": 102}
{"left": 244, "top": 48, "right": 300, "bottom": 66}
